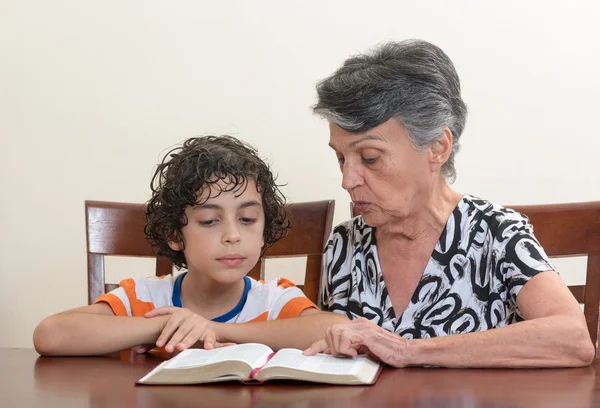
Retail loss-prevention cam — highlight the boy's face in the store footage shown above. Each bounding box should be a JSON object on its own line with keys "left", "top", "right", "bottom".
{"left": 169, "top": 178, "right": 265, "bottom": 285}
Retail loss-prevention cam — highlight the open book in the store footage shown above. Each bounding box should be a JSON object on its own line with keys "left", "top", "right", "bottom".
{"left": 138, "top": 343, "right": 381, "bottom": 385}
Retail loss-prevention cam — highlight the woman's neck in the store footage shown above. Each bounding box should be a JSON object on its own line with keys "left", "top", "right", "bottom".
{"left": 179, "top": 271, "right": 246, "bottom": 320}
{"left": 376, "top": 181, "right": 463, "bottom": 248}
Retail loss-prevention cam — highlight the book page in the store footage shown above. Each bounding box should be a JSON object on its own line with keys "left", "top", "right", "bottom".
{"left": 164, "top": 343, "right": 273, "bottom": 370}
{"left": 263, "top": 349, "right": 371, "bottom": 376}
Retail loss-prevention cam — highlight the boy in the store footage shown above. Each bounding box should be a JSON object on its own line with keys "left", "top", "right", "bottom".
{"left": 34, "top": 136, "right": 347, "bottom": 356}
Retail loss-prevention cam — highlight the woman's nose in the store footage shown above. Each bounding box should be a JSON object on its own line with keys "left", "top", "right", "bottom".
{"left": 341, "top": 163, "right": 364, "bottom": 191}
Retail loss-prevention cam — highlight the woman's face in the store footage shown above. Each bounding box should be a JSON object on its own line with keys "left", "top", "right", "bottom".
{"left": 329, "top": 119, "right": 439, "bottom": 227}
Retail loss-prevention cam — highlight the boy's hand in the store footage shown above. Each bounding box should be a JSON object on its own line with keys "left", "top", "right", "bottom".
{"left": 145, "top": 307, "right": 234, "bottom": 353}
{"left": 131, "top": 344, "right": 156, "bottom": 354}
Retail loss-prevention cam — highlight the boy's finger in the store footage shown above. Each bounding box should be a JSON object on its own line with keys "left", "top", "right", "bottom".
{"left": 302, "top": 339, "right": 328, "bottom": 356}
{"left": 201, "top": 332, "right": 217, "bottom": 350}
{"left": 177, "top": 326, "right": 204, "bottom": 351}
{"left": 133, "top": 345, "right": 149, "bottom": 354}
{"left": 165, "top": 324, "right": 193, "bottom": 353}
{"left": 156, "top": 315, "right": 183, "bottom": 347}
{"left": 145, "top": 306, "right": 180, "bottom": 318}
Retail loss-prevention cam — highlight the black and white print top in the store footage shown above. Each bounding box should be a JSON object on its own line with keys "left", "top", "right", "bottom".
{"left": 319, "top": 194, "right": 556, "bottom": 339}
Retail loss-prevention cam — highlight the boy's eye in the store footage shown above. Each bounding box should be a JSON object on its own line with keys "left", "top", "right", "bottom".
{"left": 199, "top": 219, "right": 217, "bottom": 226}
{"left": 240, "top": 217, "right": 257, "bottom": 224}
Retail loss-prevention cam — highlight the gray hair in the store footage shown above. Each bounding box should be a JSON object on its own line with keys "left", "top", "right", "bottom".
{"left": 313, "top": 39, "right": 467, "bottom": 182}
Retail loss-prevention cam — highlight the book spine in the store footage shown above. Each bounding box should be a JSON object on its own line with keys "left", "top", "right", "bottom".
{"left": 249, "top": 352, "right": 277, "bottom": 379}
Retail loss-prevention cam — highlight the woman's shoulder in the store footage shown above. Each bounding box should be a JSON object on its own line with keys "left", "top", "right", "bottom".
{"left": 462, "top": 194, "right": 528, "bottom": 220}
{"left": 460, "top": 194, "right": 535, "bottom": 239}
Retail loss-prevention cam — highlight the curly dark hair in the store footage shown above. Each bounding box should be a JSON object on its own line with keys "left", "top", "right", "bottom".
{"left": 145, "top": 135, "right": 290, "bottom": 269}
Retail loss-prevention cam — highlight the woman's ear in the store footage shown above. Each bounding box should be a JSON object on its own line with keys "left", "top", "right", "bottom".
{"left": 429, "top": 127, "right": 453, "bottom": 169}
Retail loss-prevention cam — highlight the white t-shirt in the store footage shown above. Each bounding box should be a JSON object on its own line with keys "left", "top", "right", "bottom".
{"left": 97, "top": 274, "right": 316, "bottom": 322}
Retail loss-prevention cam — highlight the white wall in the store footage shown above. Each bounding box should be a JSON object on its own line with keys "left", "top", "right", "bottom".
{"left": 1, "top": 0, "right": 599, "bottom": 347}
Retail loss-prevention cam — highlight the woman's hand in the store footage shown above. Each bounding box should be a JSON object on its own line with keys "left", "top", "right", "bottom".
{"left": 302, "top": 317, "right": 410, "bottom": 367}
{"left": 143, "top": 307, "right": 235, "bottom": 353}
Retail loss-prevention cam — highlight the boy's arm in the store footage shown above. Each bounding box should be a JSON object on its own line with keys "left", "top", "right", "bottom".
{"left": 214, "top": 309, "right": 350, "bottom": 351}
{"left": 33, "top": 303, "right": 168, "bottom": 356}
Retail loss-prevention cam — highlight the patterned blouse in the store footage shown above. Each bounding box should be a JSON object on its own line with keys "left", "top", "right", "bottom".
{"left": 319, "top": 194, "right": 556, "bottom": 339}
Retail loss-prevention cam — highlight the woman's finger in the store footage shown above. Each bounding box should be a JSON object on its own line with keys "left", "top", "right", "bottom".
{"left": 338, "top": 334, "right": 358, "bottom": 357}
{"left": 302, "top": 339, "right": 328, "bottom": 356}
{"left": 327, "top": 326, "right": 343, "bottom": 356}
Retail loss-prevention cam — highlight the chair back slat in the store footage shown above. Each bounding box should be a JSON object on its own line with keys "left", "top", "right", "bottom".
{"left": 583, "top": 254, "right": 600, "bottom": 353}
{"left": 569, "top": 285, "right": 585, "bottom": 303}
{"left": 86, "top": 201, "right": 155, "bottom": 256}
{"left": 511, "top": 202, "right": 600, "bottom": 257}
{"left": 87, "top": 253, "right": 105, "bottom": 305}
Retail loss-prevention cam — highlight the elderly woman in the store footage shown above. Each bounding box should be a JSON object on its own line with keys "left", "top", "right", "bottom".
{"left": 303, "top": 39, "right": 594, "bottom": 368}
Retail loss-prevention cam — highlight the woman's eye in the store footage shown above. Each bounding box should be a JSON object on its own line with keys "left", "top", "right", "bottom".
{"left": 362, "top": 157, "right": 377, "bottom": 164}
{"left": 240, "top": 218, "right": 257, "bottom": 224}
{"left": 337, "top": 156, "right": 345, "bottom": 165}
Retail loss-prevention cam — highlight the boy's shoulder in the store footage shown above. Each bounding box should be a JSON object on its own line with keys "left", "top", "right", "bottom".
{"left": 233, "top": 276, "right": 315, "bottom": 322}
{"left": 116, "top": 273, "right": 177, "bottom": 306}
{"left": 118, "top": 274, "right": 176, "bottom": 291}
{"left": 96, "top": 273, "right": 177, "bottom": 316}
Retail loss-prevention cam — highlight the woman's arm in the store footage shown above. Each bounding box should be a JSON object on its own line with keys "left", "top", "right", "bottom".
{"left": 33, "top": 303, "right": 168, "bottom": 356}
{"left": 305, "top": 272, "right": 595, "bottom": 368}
{"left": 405, "top": 272, "right": 594, "bottom": 367}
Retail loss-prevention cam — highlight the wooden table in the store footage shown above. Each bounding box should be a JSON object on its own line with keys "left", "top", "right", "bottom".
{"left": 2, "top": 348, "right": 599, "bottom": 408}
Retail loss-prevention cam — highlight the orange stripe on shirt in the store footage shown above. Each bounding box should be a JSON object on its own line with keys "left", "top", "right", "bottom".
{"left": 248, "top": 311, "right": 269, "bottom": 323}
{"left": 120, "top": 278, "right": 156, "bottom": 316}
{"left": 276, "top": 297, "right": 318, "bottom": 319}
{"left": 276, "top": 278, "right": 297, "bottom": 289}
{"left": 95, "top": 293, "right": 127, "bottom": 316}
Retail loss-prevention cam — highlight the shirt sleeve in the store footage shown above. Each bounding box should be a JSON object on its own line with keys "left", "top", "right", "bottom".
{"left": 94, "top": 276, "right": 170, "bottom": 316}
{"left": 497, "top": 213, "right": 557, "bottom": 306}
{"left": 267, "top": 278, "right": 318, "bottom": 320}
{"left": 319, "top": 224, "right": 353, "bottom": 314}
{"left": 95, "top": 285, "right": 132, "bottom": 316}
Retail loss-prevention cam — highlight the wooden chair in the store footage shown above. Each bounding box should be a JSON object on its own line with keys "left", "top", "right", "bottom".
{"left": 247, "top": 200, "right": 335, "bottom": 303}
{"left": 351, "top": 201, "right": 600, "bottom": 353}
{"left": 86, "top": 199, "right": 335, "bottom": 305}
{"left": 510, "top": 201, "right": 600, "bottom": 353}
{"left": 85, "top": 201, "right": 172, "bottom": 305}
